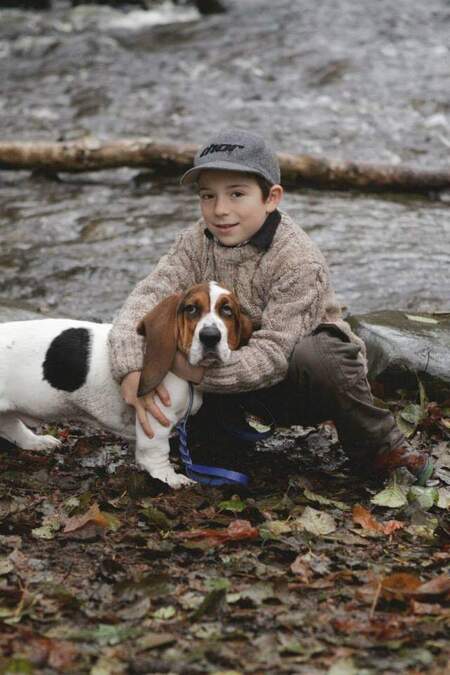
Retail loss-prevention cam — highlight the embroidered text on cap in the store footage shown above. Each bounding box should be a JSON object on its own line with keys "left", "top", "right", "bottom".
{"left": 200, "top": 143, "right": 245, "bottom": 157}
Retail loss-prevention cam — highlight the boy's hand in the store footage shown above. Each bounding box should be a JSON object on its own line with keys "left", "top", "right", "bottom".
{"left": 120, "top": 370, "right": 171, "bottom": 438}
{"left": 171, "top": 352, "right": 205, "bottom": 384}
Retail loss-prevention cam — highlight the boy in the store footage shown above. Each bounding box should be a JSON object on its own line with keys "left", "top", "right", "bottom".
{"left": 108, "top": 129, "right": 433, "bottom": 484}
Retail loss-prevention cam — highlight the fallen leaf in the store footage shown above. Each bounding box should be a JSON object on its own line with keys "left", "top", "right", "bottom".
{"left": 352, "top": 504, "right": 404, "bottom": 535}
{"left": 32, "top": 514, "right": 62, "bottom": 540}
{"left": 328, "top": 657, "right": 358, "bottom": 675}
{"left": 295, "top": 507, "right": 336, "bottom": 536}
{"left": 371, "top": 484, "right": 408, "bottom": 508}
{"left": 190, "top": 587, "right": 227, "bottom": 621}
{"left": 0, "top": 557, "right": 14, "bottom": 575}
{"left": 303, "top": 488, "right": 349, "bottom": 511}
{"left": 414, "top": 574, "right": 450, "bottom": 597}
{"left": 408, "top": 486, "right": 439, "bottom": 510}
{"left": 136, "top": 632, "right": 176, "bottom": 652}
{"left": 175, "top": 519, "right": 259, "bottom": 545}
{"left": 290, "top": 555, "right": 313, "bottom": 583}
{"left": 153, "top": 606, "right": 176, "bottom": 620}
{"left": 62, "top": 503, "right": 109, "bottom": 539}
{"left": 437, "top": 486, "right": 450, "bottom": 509}
{"left": 218, "top": 497, "right": 246, "bottom": 513}
{"left": 381, "top": 572, "right": 422, "bottom": 600}
{"left": 411, "top": 600, "right": 449, "bottom": 615}
{"left": 263, "top": 519, "right": 292, "bottom": 537}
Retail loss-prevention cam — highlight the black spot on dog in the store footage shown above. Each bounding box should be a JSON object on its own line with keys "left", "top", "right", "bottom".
{"left": 43, "top": 328, "right": 91, "bottom": 392}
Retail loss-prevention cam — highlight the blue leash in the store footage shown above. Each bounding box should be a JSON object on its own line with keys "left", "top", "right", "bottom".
{"left": 176, "top": 384, "right": 274, "bottom": 487}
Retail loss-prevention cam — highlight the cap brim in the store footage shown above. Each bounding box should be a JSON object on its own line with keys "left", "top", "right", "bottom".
{"left": 180, "top": 161, "right": 271, "bottom": 185}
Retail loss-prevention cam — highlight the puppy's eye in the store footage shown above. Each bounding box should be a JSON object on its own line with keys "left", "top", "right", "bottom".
{"left": 221, "top": 305, "right": 233, "bottom": 318}
{"left": 183, "top": 304, "right": 198, "bottom": 317}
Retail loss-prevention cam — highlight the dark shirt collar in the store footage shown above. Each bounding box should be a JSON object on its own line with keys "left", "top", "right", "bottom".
{"left": 204, "top": 209, "right": 281, "bottom": 251}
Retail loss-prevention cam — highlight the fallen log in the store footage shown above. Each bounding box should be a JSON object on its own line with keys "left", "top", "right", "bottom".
{"left": 0, "top": 138, "right": 449, "bottom": 193}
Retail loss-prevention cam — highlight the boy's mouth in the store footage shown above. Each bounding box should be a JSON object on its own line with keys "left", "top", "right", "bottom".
{"left": 214, "top": 223, "right": 239, "bottom": 231}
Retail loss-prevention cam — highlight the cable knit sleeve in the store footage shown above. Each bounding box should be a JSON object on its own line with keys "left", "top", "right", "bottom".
{"left": 108, "top": 225, "right": 202, "bottom": 382}
{"left": 200, "top": 261, "right": 330, "bottom": 394}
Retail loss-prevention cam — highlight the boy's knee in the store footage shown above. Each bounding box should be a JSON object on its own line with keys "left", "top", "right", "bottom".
{"left": 289, "top": 326, "right": 365, "bottom": 393}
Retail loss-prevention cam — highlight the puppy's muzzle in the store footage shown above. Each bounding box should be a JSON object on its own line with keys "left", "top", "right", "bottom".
{"left": 199, "top": 326, "right": 221, "bottom": 351}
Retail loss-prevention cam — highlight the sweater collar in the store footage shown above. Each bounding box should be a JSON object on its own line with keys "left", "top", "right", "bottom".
{"left": 204, "top": 209, "right": 281, "bottom": 251}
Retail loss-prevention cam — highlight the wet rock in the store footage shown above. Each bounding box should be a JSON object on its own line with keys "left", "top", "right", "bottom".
{"left": 348, "top": 310, "right": 450, "bottom": 400}
{"left": 0, "top": 0, "right": 51, "bottom": 8}
{"left": 192, "top": 0, "right": 227, "bottom": 14}
{"left": 11, "top": 35, "right": 60, "bottom": 59}
{"left": 71, "top": 0, "right": 149, "bottom": 6}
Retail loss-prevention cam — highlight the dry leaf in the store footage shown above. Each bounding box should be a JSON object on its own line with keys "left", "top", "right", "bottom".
{"left": 352, "top": 504, "right": 404, "bottom": 536}
{"left": 63, "top": 504, "right": 108, "bottom": 534}
{"left": 381, "top": 572, "right": 422, "bottom": 600}
{"left": 175, "top": 519, "right": 259, "bottom": 545}
{"left": 414, "top": 574, "right": 450, "bottom": 597}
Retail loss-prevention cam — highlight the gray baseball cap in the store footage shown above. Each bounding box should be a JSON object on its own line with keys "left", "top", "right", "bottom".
{"left": 180, "top": 129, "right": 281, "bottom": 186}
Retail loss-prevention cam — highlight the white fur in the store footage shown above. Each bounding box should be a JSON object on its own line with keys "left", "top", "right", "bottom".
{"left": 189, "top": 281, "right": 232, "bottom": 366}
{"left": 0, "top": 319, "right": 202, "bottom": 489}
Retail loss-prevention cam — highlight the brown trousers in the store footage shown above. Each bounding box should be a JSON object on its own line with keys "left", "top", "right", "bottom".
{"left": 190, "top": 325, "right": 405, "bottom": 467}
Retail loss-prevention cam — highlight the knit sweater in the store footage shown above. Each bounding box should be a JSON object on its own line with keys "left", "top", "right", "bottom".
{"left": 108, "top": 210, "right": 365, "bottom": 393}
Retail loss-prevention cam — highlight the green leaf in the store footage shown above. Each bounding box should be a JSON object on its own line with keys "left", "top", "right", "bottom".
{"left": 206, "top": 577, "right": 231, "bottom": 592}
{"left": 139, "top": 506, "right": 172, "bottom": 530}
{"left": 400, "top": 403, "right": 423, "bottom": 426}
{"left": 396, "top": 414, "right": 416, "bottom": 439}
{"left": 295, "top": 507, "right": 336, "bottom": 536}
{"left": 1, "top": 657, "right": 34, "bottom": 674}
{"left": 371, "top": 484, "right": 408, "bottom": 508}
{"left": 218, "top": 497, "right": 246, "bottom": 513}
{"left": 153, "top": 606, "right": 176, "bottom": 620}
{"left": 418, "top": 378, "right": 428, "bottom": 411}
{"left": 190, "top": 588, "right": 227, "bottom": 622}
{"left": 408, "top": 486, "right": 439, "bottom": 511}
{"left": 102, "top": 511, "right": 122, "bottom": 532}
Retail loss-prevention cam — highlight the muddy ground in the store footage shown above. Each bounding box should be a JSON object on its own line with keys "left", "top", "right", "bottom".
{"left": 0, "top": 389, "right": 449, "bottom": 674}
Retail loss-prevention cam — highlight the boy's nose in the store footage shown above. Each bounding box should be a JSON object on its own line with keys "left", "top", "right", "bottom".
{"left": 214, "top": 196, "right": 230, "bottom": 216}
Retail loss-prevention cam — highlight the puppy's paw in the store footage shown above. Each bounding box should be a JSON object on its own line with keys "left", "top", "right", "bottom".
{"left": 28, "top": 435, "right": 62, "bottom": 451}
{"left": 166, "top": 473, "right": 196, "bottom": 489}
{"left": 149, "top": 468, "right": 195, "bottom": 489}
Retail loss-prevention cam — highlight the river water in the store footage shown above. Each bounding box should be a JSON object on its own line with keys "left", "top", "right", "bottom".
{"left": 0, "top": 0, "right": 449, "bottom": 321}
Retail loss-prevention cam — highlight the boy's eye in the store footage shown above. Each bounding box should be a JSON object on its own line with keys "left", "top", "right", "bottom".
{"left": 200, "top": 193, "right": 213, "bottom": 200}
{"left": 183, "top": 304, "right": 199, "bottom": 317}
{"left": 231, "top": 191, "right": 244, "bottom": 198}
{"left": 220, "top": 305, "right": 233, "bottom": 318}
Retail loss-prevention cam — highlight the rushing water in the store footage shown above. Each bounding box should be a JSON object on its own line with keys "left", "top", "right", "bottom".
{"left": 0, "top": 0, "right": 449, "bottom": 321}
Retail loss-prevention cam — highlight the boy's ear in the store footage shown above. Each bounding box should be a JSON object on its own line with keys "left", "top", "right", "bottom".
{"left": 137, "top": 294, "right": 181, "bottom": 397}
{"left": 266, "top": 184, "right": 284, "bottom": 212}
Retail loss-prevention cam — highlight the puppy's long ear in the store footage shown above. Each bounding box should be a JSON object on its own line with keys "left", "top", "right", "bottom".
{"left": 238, "top": 309, "right": 254, "bottom": 347}
{"left": 136, "top": 294, "right": 181, "bottom": 397}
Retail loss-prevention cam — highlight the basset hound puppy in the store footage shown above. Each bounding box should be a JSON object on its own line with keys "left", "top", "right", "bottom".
{"left": 0, "top": 282, "right": 252, "bottom": 488}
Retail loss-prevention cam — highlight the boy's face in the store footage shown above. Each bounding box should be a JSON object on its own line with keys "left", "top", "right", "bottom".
{"left": 197, "top": 170, "right": 283, "bottom": 247}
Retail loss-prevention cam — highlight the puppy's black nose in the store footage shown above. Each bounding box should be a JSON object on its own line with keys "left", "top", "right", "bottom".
{"left": 199, "top": 326, "right": 221, "bottom": 349}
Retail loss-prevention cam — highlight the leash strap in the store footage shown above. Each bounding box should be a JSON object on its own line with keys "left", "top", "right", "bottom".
{"left": 217, "top": 401, "right": 275, "bottom": 442}
{"left": 176, "top": 384, "right": 249, "bottom": 487}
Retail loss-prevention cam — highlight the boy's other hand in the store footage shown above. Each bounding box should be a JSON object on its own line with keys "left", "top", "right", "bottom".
{"left": 171, "top": 352, "right": 205, "bottom": 384}
{"left": 120, "top": 370, "right": 171, "bottom": 438}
